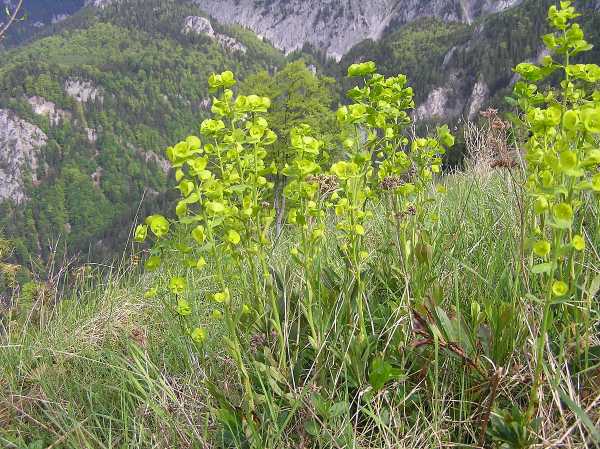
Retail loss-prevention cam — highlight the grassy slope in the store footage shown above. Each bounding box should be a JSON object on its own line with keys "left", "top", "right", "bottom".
{"left": 1, "top": 2, "right": 600, "bottom": 447}
{"left": 2, "top": 169, "right": 599, "bottom": 448}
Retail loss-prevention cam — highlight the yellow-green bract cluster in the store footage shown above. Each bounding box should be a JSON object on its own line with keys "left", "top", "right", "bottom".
{"left": 512, "top": 0, "right": 600, "bottom": 296}
{"left": 135, "top": 63, "right": 456, "bottom": 348}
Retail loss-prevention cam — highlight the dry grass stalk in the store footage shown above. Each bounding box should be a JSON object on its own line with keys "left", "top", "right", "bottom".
{"left": 464, "top": 108, "right": 520, "bottom": 177}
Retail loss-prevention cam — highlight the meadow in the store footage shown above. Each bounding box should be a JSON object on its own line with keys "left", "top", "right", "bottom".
{"left": 1, "top": 2, "right": 600, "bottom": 448}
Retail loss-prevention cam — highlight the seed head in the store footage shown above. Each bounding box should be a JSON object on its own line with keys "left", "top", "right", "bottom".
{"left": 249, "top": 333, "right": 267, "bottom": 354}
{"left": 307, "top": 174, "right": 338, "bottom": 196}
{"left": 395, "top": 205, "right": 416, "bottom": 221}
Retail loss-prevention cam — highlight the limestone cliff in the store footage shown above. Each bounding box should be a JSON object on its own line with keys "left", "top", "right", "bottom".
{"left": 0, "top": 110, "right": 47, "bottom": 204}
{"left": 193, "top": 0, "right": 523, "bottom": 60}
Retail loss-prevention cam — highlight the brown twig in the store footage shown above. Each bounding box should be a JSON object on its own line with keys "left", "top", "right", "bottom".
{"left": 0, "top": 0, "right": 23, "bottom": 41}
{"left": 479, "top": 367, "right": 503, "bottom": 448}
{"left": 411, "top": 309, "right": 487, "bottom": 376}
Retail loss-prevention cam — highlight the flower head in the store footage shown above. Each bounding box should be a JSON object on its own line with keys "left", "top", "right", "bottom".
{"left": 552, "top": 280, "right": 569, "bottom": 297}
{"left": 191, "top": 327, "right": 206, "bottom": 344}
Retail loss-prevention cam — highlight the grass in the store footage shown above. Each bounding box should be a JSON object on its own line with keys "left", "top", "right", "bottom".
{"left": 1, "top": 167, "right": 599, "bottom": 449}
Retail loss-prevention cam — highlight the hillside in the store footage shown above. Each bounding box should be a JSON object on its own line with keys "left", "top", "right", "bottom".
{"left": 192, "top": 0, "right": 523, "bottom": 60}
{"left": 1, "top": 0, "right": 525, "bottom": 53}
{"left": 337, "top": 0, "right": 600, "bottom": 122}
{"left": 0, "top": 0, "right": 285, "bottom": 262}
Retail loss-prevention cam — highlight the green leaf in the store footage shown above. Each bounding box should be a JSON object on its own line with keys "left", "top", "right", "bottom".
{"left": 221, "top": 70, "right": 236, "bottom": 88}
{"left": 592, "top": 174, "right": 600, "bottom": 192}
{"left": 186, "top": 135, "right": 201, "bottom": 150}
{"left": 169, "top": 277, "right": 187, "bottom": 295}
{"left": 562, "top": 110, "right": 579, "bottom": 130}
{"left": 552, "top": 280, "right": 569, "bottom": 297}
{"left": 348, "top": 61, "right": 377, "bottom": 77}
{"left": 436, "top": 125, "right": 455, "bottom": 147}
{"left": 329, "top": 401, "right": 348, "bottom": 418}
{"left": 206, "top": 201, "right": 226, "bottom": 214}
{"left": 200, "top": 119, "right": 225, "bottom": 136}
{"left": 559, "top": 150, "right": 578, "bottom": 171}
{"left": 553, "top": 203, "right": 574, "bottom": 228}
{"left": 192, "top": 225, "right": 206, "bottom": 243}
{"left": 369, "top": 356, "right": 402, "bottom": 392}
{"left": 572, "top": 234, "right": 585, "bottom": 251}
{"left": 226, "top": 229, "right": 241, "bottom": 245}
{"left": 587, "top": 274, "right": 600, "bottom": 301}
{"left": 583, "top": 108, "right": 600, "bottom": 133}
{"left": 532, "top": 240, "right": 551, "bottom": 257}
{"left": 134, "top": 224, "right": 148, "bottom": 242}
{"left": 514, "top": 62, "right": 544, "bottom": 81}
{"left": 304, "top": 420, "right": 320, "bottom": 436}
{"left": 532, "top": 262, "right": 554, "bottom": 274}
{"left": 330, "top": 161, "right": 359, "bottom": 180}
{"left": 146, "top": 215, "right": 170, "bottom": 238}
{"left": 144, "top": 255, "right": 161, "bottom": 271}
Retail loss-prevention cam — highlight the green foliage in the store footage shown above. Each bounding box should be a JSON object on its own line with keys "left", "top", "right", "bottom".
{"left": 509, "top": 0, "right": 600, "bottom": 420}
{"left": 0, "top": 236, "right": 18, "bottom": 297}
{"left": 239, "top": 61, "right": 339, "bottom": 231}
{"left": 334, "top": 0, "right": 600, "bottom": 123}
{"left": 339, "top": 18, "right": 470, "bottom": 99}
{"left": 137, "top": 62, "right": 454, "bottom": 447}
{"left": 2, "top": 3, "right": 600, "bottom": 448}
{"left": 488, "top": 407, "right": 541, "bottom": 449}
{"left": 239, "top": 61, "right": 339, "bottom": 166}
{"left": 3, "top": 159, "right": 600, "bottom": 448}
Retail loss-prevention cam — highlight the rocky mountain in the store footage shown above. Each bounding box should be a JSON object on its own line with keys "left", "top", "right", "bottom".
{"left": 309, "top": 0, "right": 597, "bottom": 127}
{"left": 193, "top": 0, "right": 524, "bottom": 60}
{"left": 0, "top": 109, "right": 47, "bottom": 204}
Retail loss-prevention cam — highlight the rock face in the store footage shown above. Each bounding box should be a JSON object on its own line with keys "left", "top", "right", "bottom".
{"left": 85, "top": 127, "right": 98, "bottom": 143}
{"left": 183, "top": 16, "right": 247, "bottom": 53}
{"left": 416, "top": 88, "right": 453, "bottom": 121}
{"left": 415, "top": 70, "right": 491, "bottom": 122}
{"left": 85, "top": 0, "right": 114, "bottom": 8}
{"left": 65, "top": 78, "right": 103, "bottom": 103}
{"left": 467, "top": 79, "right": 490, "bottom": 120}
{"left": 0, "top": 110, "right": 47, "bottom": 204}
{"left": 193, "top": 0, "right": 523, "bottom": 60}
{"left": 415, "top": 75, "right": 466, "bottom": 122}
{"left": 183, "top": 16, "right": 214, "bottom": 36}
{"left": 132, "top": 145, "right": 171, "bottom": 175}
{"left": 27, "top": 96, "right": 72, "bottom": 126}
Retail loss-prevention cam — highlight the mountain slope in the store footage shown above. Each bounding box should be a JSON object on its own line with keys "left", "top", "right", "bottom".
{"left": 2, "top": 0, "right": 600, "bottom": 263}
{"left": 191, "top": 0, "right": 600, "bottom": 126}
{"left": 334, "top": 0, "right": 600, "bottom": 124}
{"left": 0, "top": 0, "right": 285, "bottom": 261}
